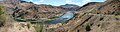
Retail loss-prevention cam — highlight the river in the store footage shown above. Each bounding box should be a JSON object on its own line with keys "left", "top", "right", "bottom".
{"left": 49, "top": 11, "right": 74, "bottom": 24}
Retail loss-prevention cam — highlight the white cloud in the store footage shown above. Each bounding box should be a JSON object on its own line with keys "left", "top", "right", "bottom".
{"left": 66, "top": 0, "right": 92, "bottom": 6}
{"left": 34, "top": 2, "right": 40, "bottom": 4}
{"left": 66, "top": 0, "right": 81, "bottom": 5}
{"left": 81, "top": 0, "right": 92, "bottom": 5}
{"left": 39, "top": 0, "right": 44, "bottom": 2}
{"left": 30, "top": 0, "right": 44, "bottom": 4}
{"left": 30, "top": 0, "right": 44, "bottom": 2}
{"left": 30, "top": 0, "right": 33, "bottom": 2}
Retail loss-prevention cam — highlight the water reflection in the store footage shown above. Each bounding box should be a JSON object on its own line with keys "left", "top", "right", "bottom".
{"left": 50, "top": 11, "right": 74, "bottom": 24}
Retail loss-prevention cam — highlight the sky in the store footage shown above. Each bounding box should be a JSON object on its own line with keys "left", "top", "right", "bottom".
{"left": 0, "top": 0, "right": 3, "bottom": 1}
{"left": 22, "top": 0, "right": 106, "bottom": 6}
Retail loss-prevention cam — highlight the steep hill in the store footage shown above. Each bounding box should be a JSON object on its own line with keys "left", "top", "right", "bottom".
{"left": 46, "top": 0, "right": 120, "bottom": 32}
{"left": 2, "top": 0, "right": 67, "bottom": 19}
{"left": 0, "top": 0, "right": 120, "bottom": 32}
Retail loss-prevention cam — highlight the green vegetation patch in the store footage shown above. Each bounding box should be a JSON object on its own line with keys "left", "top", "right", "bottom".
{"left": 15, "top": 17, "right": 27, "bottom": 21}
{"left": 0, "top": 6, "right": 4, "bottom": 15}
{"left": 0, "top": 5, "right": 10, "bottom": 27}
{"left": 114, "top": 10, "right": 120, "bottom": 15}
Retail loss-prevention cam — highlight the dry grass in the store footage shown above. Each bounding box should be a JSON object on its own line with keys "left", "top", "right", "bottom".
{"left": 0, "top": 5, "right": 13, "bottom": 27}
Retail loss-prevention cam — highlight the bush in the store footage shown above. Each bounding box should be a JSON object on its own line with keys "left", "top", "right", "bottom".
{"left": 114, "top": 5, "right": 120, "bottom": 15}
{"left": 0, "top": 6, "right": 6, "bottom": 27}
{"left": 0, "top": 6, "right": 6, "bottom": 21}
{"left": 0, "top": 5, "right": 12, "bottom": 27}
{"left": 114, "top": 10, "right": 120, "bottom": 15}
{"left": 0, "top": 6, "right": 4, "bottom": 15}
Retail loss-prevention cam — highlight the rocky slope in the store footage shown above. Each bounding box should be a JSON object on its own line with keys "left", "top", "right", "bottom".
{"left": 0, "top": 0, "right": 75, "bottom": 32}
{"left": 46, "top": 0, "right": 120, "bottom": 32}
{"left": 0, "top": 0, "right": 120, "bottom": 32}
{"left": 0, "top": 5, "right": 36, "bottom": 32}
{"left": 2, "top": 0, "right": 67, "bottom": 19}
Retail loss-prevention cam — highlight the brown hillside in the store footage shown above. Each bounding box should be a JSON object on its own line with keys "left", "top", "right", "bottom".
{"left": 46, "top": 0, "right": 120, "bottom": 32}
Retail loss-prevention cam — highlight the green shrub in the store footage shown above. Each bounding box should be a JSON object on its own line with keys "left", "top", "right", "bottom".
{"left": 0, "top": 6, "right": 6, "bottom": 27}
{"left": 0, "top": 5, "right": 13, "bottom": 26}
{"left": 0, "top": 6, "right": 6, "bottom": 21}
{"left": 114, "top": 10, "right": 120, "bottom": 15}
{"left": 34, "top": 24, "right": 44, "bottom": 32}
{"left": 0, "top": 6, "right": 4, "bottom": 15}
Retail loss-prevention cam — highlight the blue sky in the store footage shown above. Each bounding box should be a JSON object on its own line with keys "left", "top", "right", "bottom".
{"left": 22, "top": 0, "right": 106, "bottom": 6}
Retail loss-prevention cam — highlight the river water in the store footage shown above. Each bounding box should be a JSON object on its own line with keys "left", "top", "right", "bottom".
{"left": 50, "top": 11, "right": 74, "bottom": 24}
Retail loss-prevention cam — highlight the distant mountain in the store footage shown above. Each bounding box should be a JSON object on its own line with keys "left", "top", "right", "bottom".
{"left": 60, "top": 4, "right": 79, "bottom": 8}
{"left": 60, "top": 4, "right": 80, "bottom": 11}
